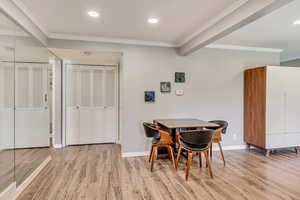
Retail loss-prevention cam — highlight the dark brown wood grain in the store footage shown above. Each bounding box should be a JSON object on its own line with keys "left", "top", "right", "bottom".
{"left": 244, "top": 67, "right": 267, "bottom": 149}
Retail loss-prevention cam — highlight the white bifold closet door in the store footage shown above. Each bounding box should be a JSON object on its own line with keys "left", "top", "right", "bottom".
{"left": 0, "top": 62, "right": 14, "bottom": 150}
{"left": 66, "top": 65, "right": 117, "bottom": 145}
{"left": 15, "top": 63, "right": 50, "bottom": 148}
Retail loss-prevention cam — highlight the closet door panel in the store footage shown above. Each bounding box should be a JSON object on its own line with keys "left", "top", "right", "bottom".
{"left": 79, "top": 108, "right": 94, "bottom": 144}
{"left": 0, "top": 64, "right": 14, "bottom": 149}
{"left": 66, "top": 66, "right": 80, "bottom": 145}
{"left": 15, "top": 109, "right": 49, "bottom": 148}
{"left": 104, "top": 107, "right": 117, "bottom": 143}
{"left": 103, "top": 68, "right": 117, "bottom": 143}
{"left": 66, "top": 108, "right": 80, "bottom": 145}
{"left": 0, "top": 109, "right": 14, "bottom": 149}
{"left": 91, "top": 108, "right": 105, "bottom": 143}
{"left": 66, "top": 65, "right": 117, "bottom": 145}
{"left": 15, "top": 64, "right": 49, "bottom": 148}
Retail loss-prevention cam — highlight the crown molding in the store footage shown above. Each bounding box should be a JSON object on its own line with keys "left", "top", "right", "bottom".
{"left": 206, "top": 44, "right": 283, "bottom": 53}
{"left": 49, "top": 33, "right": 177, "bottom": 48}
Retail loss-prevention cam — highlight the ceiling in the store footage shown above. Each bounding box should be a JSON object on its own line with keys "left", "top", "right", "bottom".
{"left": 216, "top": 0, "right": 300, "bottom": 61}
{"left": 19, "top": 0, "right": 237, "bottom": 46}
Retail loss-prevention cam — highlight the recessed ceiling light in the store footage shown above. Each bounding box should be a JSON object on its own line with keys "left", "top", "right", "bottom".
{"left": 88, "top": 10, "right": 100, "bottom": 18}
{"left": 293, "top": 19, "right": 300, "bottom": 25}
{"left": 148, "top": 17, "right": 159, "bottom": 24}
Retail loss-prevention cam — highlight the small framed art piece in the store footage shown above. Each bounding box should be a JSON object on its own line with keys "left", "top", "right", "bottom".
{"left": 145, "top": 91, "right": 155, "bottom": 102}
{"left": 175, "top": 72, "right": 185, "bottom": 83}
{"left": 160, "top": 82, "right": 171, "bottom": 93}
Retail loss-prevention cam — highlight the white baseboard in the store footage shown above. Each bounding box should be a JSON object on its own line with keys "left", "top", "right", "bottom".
{"left": 214, "top": 144, "right": 247, "bottom": 151}
{"left": 122, "top": 145, "right": 247, "bottom": 158}
{"left": 122, "top": 151, "right": 148, "bottom": 158}
{"left": 53, "top": 144, "right": 62, "bottom": 148}
{"left": 16, "top": 156, "right": 51, "bottom": 197}
{"left": 0, "top": 182, "right": 16, "bottom": 200}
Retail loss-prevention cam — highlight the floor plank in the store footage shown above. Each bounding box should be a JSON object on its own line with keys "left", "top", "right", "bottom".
{"left": 18, "top": 144, "right": 300, "bottom": 200}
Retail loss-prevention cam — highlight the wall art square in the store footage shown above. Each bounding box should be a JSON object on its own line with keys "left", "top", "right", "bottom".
{"left": 160, "top": 82, "right": 171, "bottom": 93}
{"left": 175, "top": 72, "right": 185, "bottom": 83}
{"left": 144, "top": 91, "right": 155, "bottom": 102}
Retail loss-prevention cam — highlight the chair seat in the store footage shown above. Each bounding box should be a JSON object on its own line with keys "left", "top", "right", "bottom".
{"left": 181, "top": 141, "right": 209, "bottom": 151}
{"left": 152, "top": 136, "right": 161, "bottom": 144}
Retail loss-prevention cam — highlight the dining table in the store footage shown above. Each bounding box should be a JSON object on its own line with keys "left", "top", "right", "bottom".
{"left": 153, "top": 118, "right": 219, "bottom": 155}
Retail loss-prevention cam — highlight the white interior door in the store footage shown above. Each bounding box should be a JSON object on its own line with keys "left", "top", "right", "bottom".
{"left": 15, "top": 63, "right": 50, "bottom": 148}
{"left": 66, "top": 65, "right": 117, "bottom": 145}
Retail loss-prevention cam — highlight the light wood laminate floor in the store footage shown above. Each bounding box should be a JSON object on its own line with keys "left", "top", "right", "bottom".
{"left": 18, "top": 144, "right": 300, "bottom": 200}
{"left": 0, "top": 148, "right": 49, "bottom": 192}
{"left": 0, "top": 149, "right": 14, "bottom": 192}
{"left": 15, "top": 148, "right": 50, "bottom": 186}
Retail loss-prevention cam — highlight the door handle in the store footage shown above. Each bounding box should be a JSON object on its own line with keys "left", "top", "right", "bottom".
{"left": 76, "top": 105, "right": 80, "bottom": 109}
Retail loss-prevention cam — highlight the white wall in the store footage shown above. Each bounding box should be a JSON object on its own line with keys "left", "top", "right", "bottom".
{"left": 49, "top": 39, "right": 280, "bottom": 153}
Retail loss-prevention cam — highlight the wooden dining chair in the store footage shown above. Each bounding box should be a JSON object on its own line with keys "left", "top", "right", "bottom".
{"left": 143, "top": 122, "right": 176, "bottom": 171}
{"left": 208, "top": 120, "right": 228, "bottom": 166}
{"left": 176, "top": 129, "right": 214, "bottom": 180}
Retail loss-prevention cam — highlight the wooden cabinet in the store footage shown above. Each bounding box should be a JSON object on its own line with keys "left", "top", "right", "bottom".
{"left": 244, "top": 66, "right": 300, "bottom": 155}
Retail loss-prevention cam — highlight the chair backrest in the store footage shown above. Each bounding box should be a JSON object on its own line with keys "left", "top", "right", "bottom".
{"left": 180, "top": 130, "right": 214, "bottom": 146}
{"left": 209, "top": 120, "right": 228, "bottom": 134}
{"left": 143, "top": 122, "right": 159, "bottom": 138}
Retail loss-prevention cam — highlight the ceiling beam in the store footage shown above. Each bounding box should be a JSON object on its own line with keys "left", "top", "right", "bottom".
{"left": 177, "top": 0, "right": 294, "bottom": 56}
{"left": 0, "top": 0, "right": 48, "bottom": 46}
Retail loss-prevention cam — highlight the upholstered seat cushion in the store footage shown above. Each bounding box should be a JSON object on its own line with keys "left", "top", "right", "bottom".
{"left": 181, "top": 141, "right": 209, "bottom": 151}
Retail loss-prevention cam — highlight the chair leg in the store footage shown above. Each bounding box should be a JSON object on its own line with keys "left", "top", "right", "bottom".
{"left": 218, "top": 142, "right": 226, "bottom": 166}
{"left": 150, "top": 146, "right": 157, "bottom": 172}
{"left": 198, "top": 152, "right": 202, "bottom": 168}
{"left": 205, "top": 150, "right": 213, "bottom": 179}
{"left": 210, "top": 143, "right": 213, "bottom": 158}
{"left": 168, "top": 146, "right": 176, "bottom": 169}
{"left": 148, "top": 145, "right": 154, "bottom": 163}
{"left": 176, "top": 146, "right": 182, "bottom": 170}
{"left": 185, "top": 151, "right": 193, "bottom": 181}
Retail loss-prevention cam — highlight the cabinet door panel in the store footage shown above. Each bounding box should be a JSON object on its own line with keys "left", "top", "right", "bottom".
{"left": 266, "top": 134, "right": 286, "bottom": 149}
{"left": 285, "top": 133, "right": 300, "bottom": 147}
{"left": 285, "top": 68, "right": 300, "bottom": 133}
{"left": 267, "top": 67, "right": 286, "bottom": 134}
